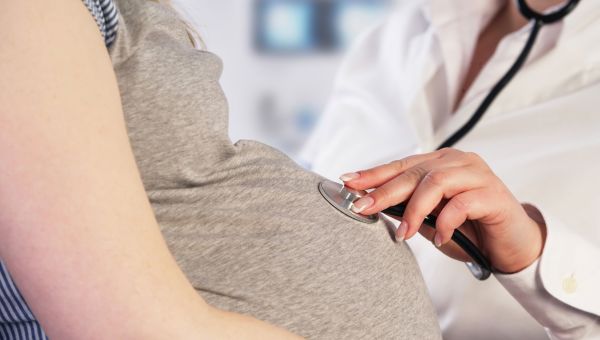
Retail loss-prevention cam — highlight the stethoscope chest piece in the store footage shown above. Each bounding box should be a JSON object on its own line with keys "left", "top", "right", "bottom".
{"left": 318, "top": 180, "right": 379, "bottom": 224}
{"left": 318, "top": 179, "right": 492, "bottom": 280}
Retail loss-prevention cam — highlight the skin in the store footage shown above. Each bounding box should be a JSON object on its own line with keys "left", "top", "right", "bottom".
{"left": 343, "top": 149, "right": 546, "bottom": 274}
{"left": 457, "top": 0, "right": 567, "bottom": 109}
{"left": 343, "top": 0, "right": 568, "bottom": 274}
{"left": 0, "top": 0, "right": 567, "bottom": 336}
{"left": 0, "top": 0, "right": 300, "bottom": 338}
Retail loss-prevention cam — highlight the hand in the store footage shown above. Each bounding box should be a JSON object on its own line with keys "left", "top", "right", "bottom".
{"left": 341, "top": 148, "right": 546, "bottom": 274}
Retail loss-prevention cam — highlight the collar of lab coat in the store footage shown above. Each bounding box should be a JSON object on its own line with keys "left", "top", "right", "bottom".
{"left": 408, "top": 0, "right": 600, "bottom": 151}
{"left": 422, "top": 0, "right": 501, "bottom": 28}
{"left": 407, "top": 0, "right": 502, "bottom": 151}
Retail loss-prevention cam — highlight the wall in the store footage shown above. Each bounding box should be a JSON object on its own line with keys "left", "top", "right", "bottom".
{"left": 172, "top": 0, "right": 394, "bottom": 159}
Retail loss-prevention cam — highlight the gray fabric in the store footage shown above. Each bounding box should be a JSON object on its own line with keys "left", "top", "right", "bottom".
{"left": 109, "top": 0, "right": 441, "bottom": 338}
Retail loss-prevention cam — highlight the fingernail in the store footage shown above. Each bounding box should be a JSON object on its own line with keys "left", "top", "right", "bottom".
{"left": 340, "top": 172, "right": 360, "bottom": 182}
{"left": 434, "top": 233, "right": 443, "bottom": 248}
{"left": 396, "top": 221, "right": 408, "bottom": 241}
{"left": 351, "top": 197, "right": 374, "bottom": 213}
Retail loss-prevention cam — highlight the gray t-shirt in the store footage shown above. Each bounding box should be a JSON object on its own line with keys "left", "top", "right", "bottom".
{"left": 109, "top": 0, "right": 441, "bottom": 338}
{"left": 0, "top": 0, "right": 442, "bottom": 339}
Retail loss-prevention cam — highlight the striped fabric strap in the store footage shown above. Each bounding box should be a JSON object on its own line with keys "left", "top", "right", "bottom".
{"left": 82, "top": 0, "right": 119, "bottom": 46}
{"left": 0, "top": 262, "right": 48, "bottom": 340}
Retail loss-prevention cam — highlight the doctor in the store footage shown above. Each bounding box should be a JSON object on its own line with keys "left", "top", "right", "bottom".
{"left": 301, "top": 0, "right": 600, "bottom": 339}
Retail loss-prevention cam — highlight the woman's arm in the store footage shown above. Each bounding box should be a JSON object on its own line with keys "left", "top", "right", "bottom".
{"left": 0, "top": 1, "right": 299, "bottom": 338}
{"left": 341, "top": 148, "right": 600, "bottom": 339}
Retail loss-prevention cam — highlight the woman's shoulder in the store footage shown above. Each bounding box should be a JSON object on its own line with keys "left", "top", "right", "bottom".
{"left": 81, "top": 0, "right": 119, "bottom": 47}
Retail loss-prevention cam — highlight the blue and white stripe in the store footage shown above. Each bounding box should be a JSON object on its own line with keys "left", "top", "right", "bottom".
{"left": 82, "top": 0, "right": 119, "bottom": 47}
{"left": 0, "top": 2, "right": 119, "bottom": 338}
{"left": 0, "top": 262, "right": 47, "bottom": 340}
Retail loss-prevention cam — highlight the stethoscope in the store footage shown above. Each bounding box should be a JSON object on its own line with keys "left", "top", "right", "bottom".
{"left": 318, "top": 0, "right": 580, "bottom": 281}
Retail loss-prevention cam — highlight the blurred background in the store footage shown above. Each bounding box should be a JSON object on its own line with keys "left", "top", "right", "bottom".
{"left": 172, "top": 0, "right": 396, "bottom": 160}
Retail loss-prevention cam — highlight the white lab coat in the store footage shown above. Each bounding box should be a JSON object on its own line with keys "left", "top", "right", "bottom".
{"left": 300, "top": 0, "right": 600, "bottom": 339}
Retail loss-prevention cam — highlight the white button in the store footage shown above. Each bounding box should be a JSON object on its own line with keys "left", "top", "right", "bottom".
{"left": 562, "top": 275, "right": 578, "bottom": 294}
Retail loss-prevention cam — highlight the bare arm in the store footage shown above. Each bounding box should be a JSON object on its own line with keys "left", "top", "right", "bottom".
{"left": 0, "top": 1, "right": 299, "bottom": 338}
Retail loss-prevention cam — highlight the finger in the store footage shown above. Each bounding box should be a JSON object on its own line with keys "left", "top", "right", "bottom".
{"left": 432, "top": 199, "right": 448, "bottom": 216}
{"left": 435, "top": 189, "right": 489, "bottom": 245}
{"left": 353, "top": 159, "right": 480, "bottom": 216}
{"left": 418, "top": 224, "right": 473, "bottom": 262}
{"left": 343, "top": 148, "right": 474, "bottom": 191}
{"left": 400, "top": 166, "right": 488, "bottom": 240}
{"left": 352, "top": 163, "right": 430, "bottom": 216}
{"left": 341, "top": 152, "right": 441, "bottom": 190}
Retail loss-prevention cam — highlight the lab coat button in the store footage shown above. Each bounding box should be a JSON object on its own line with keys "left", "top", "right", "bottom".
{"left": 562, "top": 275, "right": 577, "bottom": 294}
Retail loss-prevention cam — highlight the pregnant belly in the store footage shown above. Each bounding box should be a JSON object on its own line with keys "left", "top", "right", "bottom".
{"left": 149, "top": 140, "right": 441, "bottom": 339}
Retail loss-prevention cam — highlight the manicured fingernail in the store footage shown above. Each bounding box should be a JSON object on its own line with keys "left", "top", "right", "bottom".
{"left": 434, "top": 233, "right": 443, "bottom": 248}
{"left": 351, "top": 197, "right": 374, "bottom": 213}
{"left": 396, "top": 221, "right": 408, "bottom": 241}
{"left": 340, "top": 172, "right": 360, "bottom": 182}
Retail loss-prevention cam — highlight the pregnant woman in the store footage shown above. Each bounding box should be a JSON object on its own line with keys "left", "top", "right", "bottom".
{"left": 0, "top": 0, "right": 440, "bottom": 338}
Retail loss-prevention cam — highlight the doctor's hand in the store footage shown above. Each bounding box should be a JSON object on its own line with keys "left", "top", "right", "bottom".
{"left": 341, "top": 148, "right": 546, "bottom": 274}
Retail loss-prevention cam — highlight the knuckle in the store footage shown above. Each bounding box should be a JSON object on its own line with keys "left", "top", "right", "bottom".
{"left": 464, "top": 151, "right": 483, "bottom": 163}
{"left": 438, "top": 147, "right": 454, "bottom": 155}
{"left": 435, "top": 219, "right": 458, "bottom": 243}
{"left": 494, "top": 180, "right": 511, "bottom": 197}
{"left": 434, "top": 221, "right": 450, "bottom": 234}
{"left": 436, "top": 223, "right": 453, "bottom": 237}
{"left": 389, "top": 158, "right": 409, "bottom": 172}
{"left": 374, "top": 185, "right": 394, "bottom": 203}
{"left": 423, "top": 170, "right": 446, "bottom": 187}
{"left": 449, "top": 195, "right": 470, "bottom": 214}
{"left": 407, "top": 166, "right": 428, "bottom": 182}
{"left": 404, "top": 204, "right": 428, "bottom": 228}
{"left": 436, "top": 211, "right": 455, "bottom": 231}
{"left": 440, "top": 228, "right": 454, "bottom": 240}
{"left": 439, "top": 147, "right": 463, "bottom": 158}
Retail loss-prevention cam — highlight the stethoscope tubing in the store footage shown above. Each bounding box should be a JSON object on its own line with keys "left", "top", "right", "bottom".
{"left": 383, "top": 20, "right": 542, "bottom": 280}
{"left": 382, "top": 0, "right": 580, "bottom": 280}
{"left": 437, "top": 19, "right": 542, "bottom": 149}
{"left": 383, "top": 204, "right": 492, "bottom": 280}
{"left": 517, "top": 0, "right": 580, "bottom": 24}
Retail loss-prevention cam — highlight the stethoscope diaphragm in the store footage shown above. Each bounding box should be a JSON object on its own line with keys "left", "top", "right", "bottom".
{"left": 318, "top": 180, "right": 379, "bottom": 224}
{"left": 318, "top": 179, "right": 492, "bottom": 280}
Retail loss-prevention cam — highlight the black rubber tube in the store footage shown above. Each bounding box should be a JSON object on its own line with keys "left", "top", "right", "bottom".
{"left": 383, "top": 19, "right": 545, "bottom": 280}
{"left": 381, "top": 0, "right": 580, "bottom": 281}
{"left": 382, "top": 204, "right": 492, "bottom": 280}
{"left": 437, "top": 19, "right": 542, "bottom": 150}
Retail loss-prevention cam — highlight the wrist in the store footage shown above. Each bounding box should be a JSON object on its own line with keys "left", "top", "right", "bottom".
{"left": 523, "top": 203, "right": 548, "bottom": 260}
{"left": 496, "top": 204, "right": 547, "bottom": 274}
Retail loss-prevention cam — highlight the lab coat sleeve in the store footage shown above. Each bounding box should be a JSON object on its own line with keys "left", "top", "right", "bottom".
{"left": 299, "top": 85, "right": 418, "bottom": 180}
{"left": 495, "top": 212, "right": 600, "bottom": 339}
